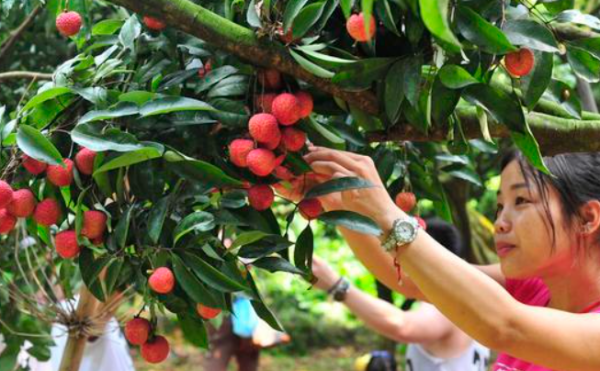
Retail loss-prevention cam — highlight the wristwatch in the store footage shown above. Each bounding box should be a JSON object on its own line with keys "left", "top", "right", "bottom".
{"left": 381, "top": 216, "right": 421, "bottom": 253}
{"left": 328, "top": 277, "right": 350, "bottom": 302}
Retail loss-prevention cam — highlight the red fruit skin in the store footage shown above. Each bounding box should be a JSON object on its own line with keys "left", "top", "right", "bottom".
{"left": 272, "top": 93, "right": 301, "bottom": 126}
{"left": 0, "top": 209, "right": 16, "bottom": 234}
{"left": 125, "top": 318, "right": 151, "bottom": 345}
{"left": 299, "top": 198, "right": 323, "bottom": 220}
{"left": 56, "top": 11, "right": 82, "bottom": 37}
{"left": 273, "top": 166, "right": 294, "bottom": 181}
{"left": 257, "top": 69, "right": 283, "bottom": 90}
{"left": 0, "top": 181, "right": 14, "bottom": 209}
{"left": 246, "top": 149, "right": 276, "bottom": 177}
{"left": 47, "top": 159, "right": 74, "bottom": 187}
{"left": 149, "top": 267, "right": 175, "bottom": 294}
{"left": 198, "top": 60, "right": 212, "bottom": 78}
{"left": 281, "top": 128, "right": 306, "bottom": 152}
{"left": 295, "top": 91, "right": 314, "bottom": 118}
{"left": 141, "top": 336, "right": 170, "bottom": 364}
{"left": 229, "top": 139, "right": 255, "bottom": 168}
{"left": 346, "top": 13, "right": 376, "bottom": 42}
{"left": 254, "top": 93, "right": 277, "bottom": 114}
{"left": 22, "top": 155, "right": 47, "bottom": 175}
{"left": 143, "top": 16, "right": 166, "bottom": 31}
{"left": 247, "top": 185, "right": 275, "bottom": 211}
{"left": 505, "top": 48, "right": 535, "bottom": 77}
{"left": 55, "top": 230, "right": 80, "bottom": 259}
{"left": 416, "top": 216, "right": 427, "bottom": 231}
{"left": 75, "top": 148, "right": 97, "bottom": 175}
{"left": 7, "top": 189, "right": 36, "bottom": 218}
{"left": 33, "top": 199, "right": 60, "bottom": 226}
{"left": 248, "top": 113, "right": 281, "bottom": 144}
{"left": 261, "top": 132, "right": 282, "bottom": 150}
{"left": 82, "top": 210, "right": 107, "bottom": 239}
{"left": 196, "top": 304, "right": 222, "bottom": 320}
{"left": 395, "top": 192, "right": 417, "bottom": 213}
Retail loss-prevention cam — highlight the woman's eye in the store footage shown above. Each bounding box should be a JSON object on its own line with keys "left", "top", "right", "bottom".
{"left": 515, "top": 197, "right": 529, "bottom": 205}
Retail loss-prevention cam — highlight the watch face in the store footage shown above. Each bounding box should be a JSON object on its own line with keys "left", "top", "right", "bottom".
{"left": 396, "top": 221, "right": 416, "bottom": 239}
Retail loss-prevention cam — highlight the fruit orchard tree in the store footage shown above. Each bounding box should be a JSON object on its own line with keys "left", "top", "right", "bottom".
{"left": 2, "top": 0, "right": 600, "bottom": 369}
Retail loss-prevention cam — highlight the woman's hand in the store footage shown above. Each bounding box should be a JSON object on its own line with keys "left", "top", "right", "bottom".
{"left": 303, "top": 146, "right": 402, "bottom": 226}
{"left": 311, "top": 256, "right": 342, "bottom": 291}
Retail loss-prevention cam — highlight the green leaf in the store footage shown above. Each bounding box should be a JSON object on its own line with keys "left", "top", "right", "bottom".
{"left": 104, "top": 258, "right": 124, "bottom": 295}
{"left": 290, "top": 50, "right": 335, "bottom": 78}
{"left": 566, "top": 45, "right": 600, "bottom": 83}
{"left": 569, "top": 38, "right": 600, "bottom": 60}
{"left": 438, "top": 65, "right": 479, "bottom": 89}
{"left": 172, "top": 254, "right": 221, "bottom": 308}
{"left": 418, "top": 0, "right": 461, "bottom": 52}
{"left": 431, "top": 76, "right": 461, "bottom": 125}
{"left": 511, "top": 125, "right": 549, "bottom": 174}
{"left": 79, "top": 249, "right": 110, "bottom": 301}
{"left": 114, "top": 204, "right": 134, "bottom": 249}
{"left": 521, "top": 51, "right": 553, "bottom": 110}
{"left": 246, "top": 0, "right": 262, "bottom": 28}
{"left": 178, "top": 315, "right": 208, "bottom": 348}
{"left": 318, "top": 210, "right": 382, "bottom": 236}
{"left": 140, "top": 97, "right": 215, "bottom": 117}
{"left": 17, "top": 125, "right": 63, "bottom": 165}
{"left": 119, "top": 91, "right": 157, "bottom": 106}
{"left": 252, "top": 257, "right": 305, "bottom": 275}
{"left": 340, "top": 0, "right": 354, "bottom": 18}
{"left": 230, "top": 231, "right": 271, "bottom": 252}
{"left": 455, "top": 5, "right": 516, "bottom": 54}
{"left": 555, "top": 10, "right": 600, "bottom": 30}
{"left": 296, "top": 47, "right": 357, "bottom": 67}
{"left": 197, "top": 66, "right": 239, "bottom": 93}
{"left": 22, "top": 87, "right": 73, "bottom": 112}
{"left": 294, "top": 224, "right": 314, "bottom": 273}
{"left": 384, "top": 60, "right": 406, "bottom": 122}
{"left": 543, "top": 80, "right": 582, "bottom": 119}
{"left": 305, "top": 177, "right": 374, "bottom": 198}
{"left": 92, "top": 19, "right": 124, "bottom": 36}
{"left": 362, "top": 0, "right": 376, "bottom": 37}
{"left": 165, "top": 151, "right": 243, "bottom": 188}
{"left": 93, "top": 147, "right": 163, "bottom": 174}
{"left": 71, "top": 123, "right": 144, "bottom": 152}
{"left": 442, "top": 164, "right": 482, "bottom": 186}
{"left": 502, "top": 20, "right": 559, "bottom": 53}
{"left": 462, "top": 84, "right": 526, "bottom": 133}
{"left": 119, "top": 14, "right": 141, "bottom": 51}
{"left": 333, "top": 58, "right": 396, "bottom": 91}
{"left": 173, "top": 211, "right": 215, "bottom": 244}
{"left": 148, "top": 197, "right": 169, "bottom": 244}
{"left": 292, "top": 2, "right": 326, "bottom": 39}
{"left": 307, "top": 117, "right": 345, "bottom": 144}
{"left": 182, "top": 252, "right": 249, "bottom": 292}
{"left": 283, "top": 0, "right": 310, "bottom": 32}
{"left": 79, "top": 102, "right": 139, "bottom": 124}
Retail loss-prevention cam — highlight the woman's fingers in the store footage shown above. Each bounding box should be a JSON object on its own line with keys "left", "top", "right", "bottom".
{"left": 304, "top": 147, "right": 362, "bottom": 174}
{"left": 308, "top": 161, "right": 353, "bottom": 179}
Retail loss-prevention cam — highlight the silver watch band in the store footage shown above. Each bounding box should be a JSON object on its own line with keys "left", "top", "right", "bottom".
{"left": 381, "top": 216, "right": 420, "bottom": 253}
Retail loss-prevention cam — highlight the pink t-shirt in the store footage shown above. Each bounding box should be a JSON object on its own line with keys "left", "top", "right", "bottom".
{"left": 493, "top": 278, "right": 600, "bottom": 371}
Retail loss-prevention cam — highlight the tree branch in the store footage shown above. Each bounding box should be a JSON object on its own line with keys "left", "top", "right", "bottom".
{"left": 0, "top": 6, "right": 43, "bottom": 65}
{"left": 0, "top": 71, "right": 53, "bottom": 82}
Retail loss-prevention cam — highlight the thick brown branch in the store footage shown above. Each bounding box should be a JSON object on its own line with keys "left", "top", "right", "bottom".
{"left": 0, "top": 6, "right": 43, "bottom": 65}
{"left": 0, "top": 71, "right": 53, "bottom": 82}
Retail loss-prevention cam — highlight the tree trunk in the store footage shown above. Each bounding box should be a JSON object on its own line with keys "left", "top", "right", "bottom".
{"left": 442, "top": 179, "right": 474, "bottom": 262}
{"left": 58, "top": 285, "right": 99, "bottom": 371}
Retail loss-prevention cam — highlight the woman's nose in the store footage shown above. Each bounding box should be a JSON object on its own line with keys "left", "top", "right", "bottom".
{"left": 494, "top": 211, "right": 511, "bottom": 234}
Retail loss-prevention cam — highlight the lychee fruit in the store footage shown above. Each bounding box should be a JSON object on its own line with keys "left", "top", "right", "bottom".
{"left": 196, "top": 304, "right": 222, "bottom": 320}
{"left": 505, "top": 48, "right": 535, "bottom": 77}
{"left": 141, "top": 335, "right": 170, "bottom": 364}
{"left": 273, "top": 166, "right": 294, "bottom": 181}
{"left": 125, "top": 318, "right": 151, "bottom": 346}
{"left": 254, "top": 93, "right": 277, "bottom": 114}
{"left": 143, "top": 16, "right": 166, "bottom": 31}
{"left": 246, "top": 149, "right": 276, "bottom": 177}
{"left": 262, "top": 133, "right": 281, "bottom": 150}
{"left": 416, "top": 216, "right": 427, "bottom": 231}
{"left": 346, "top": 13, "right": 376, "bottom": 42}
{"left": 257, "top": 69, "right": 282, "bottom": 90}
{"left": 7, "top": 189, "right": 35, "bottom": 218}
{"left": 56, "top": 11, "right": 82, "bottom": 37}
{"left": 75, "top": 148, "right": 97, "bottom": 176}
{"left": 395, "top": 192, "right": 417, "bottom": 213}
{"left": 299, "top": 198, "right": 323, "bottom": 220}
{"left": 0, "top": 181, "right": 14, "bottom": 209}
{"left": 55, "top": 230, "right": 80, "bottom": 259}
{"left": 149, "top": 267, "right": 175, "bottom": 294}
{"left": 229, "top": 139, "right": 255, "bottom": 168}
{"left": 47, "top": 159, "right": 74, "bottom": 187}
{"left": 247, "top": 184, "right": 275, "bottom": 211}
{"left": 272, "top": 93, "right": 301, "bottom": 126}
{"left": 22, "top": 155, "right": 47, "bottom": 175}
{"left": 249, "top": 113, "right": 281, "bottom": 145}
{"left": 281, "top": 128, "right": 307, "bottom": 152}
{"left": 198, "top": 60, "right": 212, "bottom": 78}
{"left": 0, "top": 209, "right": 16, "bottom": 234}
{"left": 82, "top": 210, "right": 107, "bottom": 240}
{"left": 295, "top": 91, "right": 314, "bottom": 118}
{"left": 33, "top": 199, "right": 60, "bottom": 226}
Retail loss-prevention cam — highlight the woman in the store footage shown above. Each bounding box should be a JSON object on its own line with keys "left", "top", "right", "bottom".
{"left": 311, "top": 219, "right": 490, "bottom": 371}
{"left": 303, "top": 147, "right": 600, "bottom": 371}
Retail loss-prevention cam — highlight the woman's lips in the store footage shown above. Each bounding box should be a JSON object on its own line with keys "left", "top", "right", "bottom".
{"left": 495, "top": 242, "right": 516, "bottom": 258}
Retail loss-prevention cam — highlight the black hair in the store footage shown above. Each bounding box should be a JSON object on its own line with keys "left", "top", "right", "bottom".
{"left": 425, "top": 217, "right": 466, "bottom": 259}
{"left": 500, "top": 150, "right": 600, "bottom": 250}
{"left": 367, "top": 350, "right": 397, "bottom": 371}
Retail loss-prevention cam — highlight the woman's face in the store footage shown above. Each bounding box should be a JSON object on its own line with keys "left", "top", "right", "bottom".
{"left": 494, "top": 160, "right": 576, "bottom": 279}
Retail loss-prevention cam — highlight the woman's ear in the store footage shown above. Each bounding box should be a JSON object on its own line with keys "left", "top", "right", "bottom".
{"left": 577, "top": 200, "right": 600, "bottom": 235}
